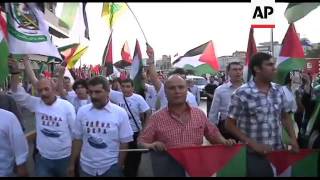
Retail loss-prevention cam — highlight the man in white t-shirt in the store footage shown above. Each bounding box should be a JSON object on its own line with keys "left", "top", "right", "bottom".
{"left": 109, "top": 78, "right": 151, "bottom": 177}
{"left": 145, "top": 45, "right": 198, "bottom": 110}
{"left": 0, "top": 109, "right": 29, "bottom": 177}
{"left": 69, "top": 76, "right": 133, "bottom": 177}
{"left": 9, "top": 59, "right": 76, "bottom": 177}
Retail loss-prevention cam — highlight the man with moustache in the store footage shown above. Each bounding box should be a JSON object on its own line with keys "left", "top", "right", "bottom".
{"left": 8, "top": 57, "right": 76, "bottom": 177}
{"left": 69, "top": 76, "right": 133, "bottom": 177}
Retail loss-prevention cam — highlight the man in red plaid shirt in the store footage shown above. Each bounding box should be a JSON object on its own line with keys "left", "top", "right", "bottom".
{"left": 137, "top": 74, "right": 236, "bottom": 151}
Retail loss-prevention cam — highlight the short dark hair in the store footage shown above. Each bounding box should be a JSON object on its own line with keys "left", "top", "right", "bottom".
{"left": 120, "top": 78, "right": 134, "bottom": 86}
{"left": 226, "top": 62, "right": 243, "bottom": 72}
{"left": 249, "top": 52, "right": 273, "bottom": 77}
{"left": 168, "top": 68, "right": 186, "bottom": 76}
{"left": 88, "top": 76, "right": 110, "bottom": 91}
{"left": 72, "top": 79, "right": 88, "bottom": 91}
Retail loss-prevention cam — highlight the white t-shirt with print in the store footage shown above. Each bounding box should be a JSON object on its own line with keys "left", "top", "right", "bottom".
{"left": 109, "top": 90, "right": 150, "bottom": 132}
{"left": 11, "top": 86, "right": 76, "bottom": 160}
{"left": 73, "top": 102, "right": 133, "bottom": 176}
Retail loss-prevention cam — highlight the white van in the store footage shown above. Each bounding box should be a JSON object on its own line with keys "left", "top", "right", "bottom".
{"left": 186, "top": 75, "right": 208, "bottom": 97}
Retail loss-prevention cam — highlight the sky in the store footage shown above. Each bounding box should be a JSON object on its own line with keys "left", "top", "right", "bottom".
{"left": 53, "top": 3, "right": 320, "bottom": 66}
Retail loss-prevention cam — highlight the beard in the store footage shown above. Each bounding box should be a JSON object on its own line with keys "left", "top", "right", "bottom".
{"left": 91, "top": 98, "right": 107, "bottom": 109}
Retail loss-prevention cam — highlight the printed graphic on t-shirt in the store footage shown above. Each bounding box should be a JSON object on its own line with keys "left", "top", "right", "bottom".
{"left": 41, "top": 113, "right": 62, "bottom": 127}
{"left": 85, "top": 120, "right": 111, "bottom": 149}
{"left": 40, "top": 113, "right": 63, "bottom": 138}
{"left": 87, "top": 136, "right": 107, "bottom": 149}
{"left": 40, "top": 128, "right": 62, "bottom": 138}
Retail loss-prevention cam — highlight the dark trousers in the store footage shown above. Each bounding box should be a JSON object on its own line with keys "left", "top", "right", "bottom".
{"left": 247, "top": 149, "right": 274, "bottom": 177}
{"left": 80, "top": 163, "right": 123, "bottom": 177}
{"left": 206, "top": 100, "right": 212, "bottom": 117}
{"left": 124, "top": 132, "right": 142, "bottom": 177}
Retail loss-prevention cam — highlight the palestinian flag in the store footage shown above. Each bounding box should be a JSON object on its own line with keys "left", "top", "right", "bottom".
{"left": 102, "top": 32, "right": 113, "bottom": 76}
{"left": 244, "top": 28, "right": 257, "bottom": 82}
{"left": 66, "top": 45, "right": 88, "bottom": 69}
{"left": 285, "top": 3, "right": 320, "bottom": 24}
{"left": 0, "top": 14, "right": 8, "bottom": 86}
{"left": 275, "top": 24, "right": 306, "bottom": 85}
{"left": 167, "top": 144, "right": 246, "bottom": 177}
{"left": 130, "top": 39, "right": 144, "bottom": 97}
{"left": 267, "top": 149, "right": 319, "bottom": 177}
{"left": 172, "top": 40, "right": 219, "bottom": 76}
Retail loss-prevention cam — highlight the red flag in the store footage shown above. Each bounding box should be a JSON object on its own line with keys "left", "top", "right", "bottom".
{"left": 102, "top": 32, "right": 113, "bottom": 76}
{"left": 266, "top": 149, "right": 316, "bottom": 176}
{"left": 245, "top": 28, "right": 257, "bottom": 82}
{"left": 167, "top": 144, "right": 244, "bottom": 177}
{"left": 245, "top": 28, "right": 257, "bottom": 66}
{"left": 121, "top": 40, "right": 132, "bottom": 63}
{"left": 199, "top": 41, "right": 220, "bottom": 71}
{"left": 279, "top": 24, "right": 304, "bottom": 58}
{"left": 0, "top": 10, "right": 8, "bottom": 40}
{"left": 120, "top": 71, "right": 128, "bottom": 80}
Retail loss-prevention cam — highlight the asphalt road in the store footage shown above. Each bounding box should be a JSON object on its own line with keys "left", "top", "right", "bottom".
{"left": 23, "top": 99, "right": 209, "bottom": 177}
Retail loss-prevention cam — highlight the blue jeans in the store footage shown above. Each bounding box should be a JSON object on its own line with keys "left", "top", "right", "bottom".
{"left": 35, "top": 154, "right": 70, "bottom": 177}
{"left": 79, "top": 163, "right": 124, "bottom": 177}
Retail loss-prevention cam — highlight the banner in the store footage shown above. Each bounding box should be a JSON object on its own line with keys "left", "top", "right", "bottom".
{"left": 5, "top": 3, "right": 61, "bottom": 61}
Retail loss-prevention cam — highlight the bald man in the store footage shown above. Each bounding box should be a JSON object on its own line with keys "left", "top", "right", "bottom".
{"left": 138, "top": 75, "right": 236, "bottom": 176}
{"left": 9, "top": 59, "right": 76, "bottom": 177}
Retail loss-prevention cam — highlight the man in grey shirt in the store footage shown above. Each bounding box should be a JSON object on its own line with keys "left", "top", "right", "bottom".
{"left": 208, "top": 62, "right": 243, "bottom": 139}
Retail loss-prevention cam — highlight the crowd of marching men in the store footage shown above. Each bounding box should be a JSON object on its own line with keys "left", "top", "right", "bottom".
{"left": 0, "top": 45, "right": 320, "bottom": 177}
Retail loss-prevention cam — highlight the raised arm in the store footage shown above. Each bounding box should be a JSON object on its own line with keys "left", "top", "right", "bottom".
{"left": 8, "top": 58, "right": 38, "bottom": 112}
{"left": 57, "top": 64, "right": 68, "bottom": 98}
{"left": 22, "top": 56, "right": 38, "bottom": 87}
{"left": 146, "top": 43, "right": 162, "bottom": 92}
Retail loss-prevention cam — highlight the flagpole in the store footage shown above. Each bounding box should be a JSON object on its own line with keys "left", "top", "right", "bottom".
{"left": 125, "top": 3, "right": 149, "bottom": 43}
